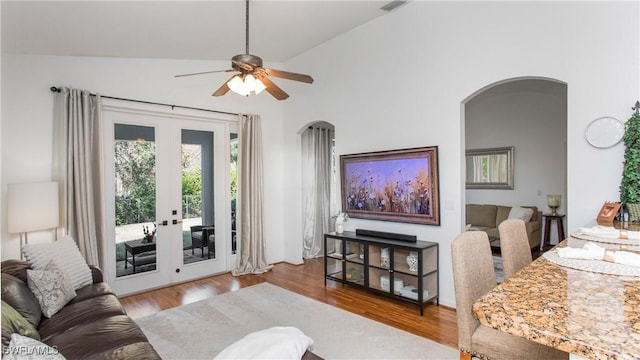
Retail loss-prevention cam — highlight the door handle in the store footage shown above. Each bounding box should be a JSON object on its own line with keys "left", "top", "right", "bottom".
{"left": 159, "top": 220, "right": 168, "bottom": 226}
{"left": 172, "top": 219, "right": 183, "bottom": 225}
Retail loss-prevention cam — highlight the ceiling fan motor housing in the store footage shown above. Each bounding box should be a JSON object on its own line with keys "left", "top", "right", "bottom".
{"left": 232, "top": 54, "right": 263, "bottom": 72}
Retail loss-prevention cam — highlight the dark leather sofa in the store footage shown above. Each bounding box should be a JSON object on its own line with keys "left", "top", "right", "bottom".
{"left": 1, "top": 259, "right": 161, "bottom": 359}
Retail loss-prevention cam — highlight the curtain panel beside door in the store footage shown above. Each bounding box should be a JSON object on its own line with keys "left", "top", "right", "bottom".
{"left": 232, "top": 114, "right": 272, "bottom": 275}
{"left": 302, "top": 126, "right": 334, "bottom": 259}
{"left": 53, "top": 87, "right": 105, "bottom": 267}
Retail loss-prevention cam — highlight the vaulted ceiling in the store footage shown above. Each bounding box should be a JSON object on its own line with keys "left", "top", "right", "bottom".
{"left": 1, "top": 1, "right": 397, "bottom": 62}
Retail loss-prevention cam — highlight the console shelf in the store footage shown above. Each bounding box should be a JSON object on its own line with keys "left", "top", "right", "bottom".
{"left": 324, "top": 231, "right": 439, "bottom": 315}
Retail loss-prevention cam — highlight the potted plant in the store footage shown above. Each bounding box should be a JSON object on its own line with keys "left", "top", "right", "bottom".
{"left": 620, "top": 109, "right": 640, "bottom": 222}
{"left": 332, "top": 211, "right": 349, "bottom": 233}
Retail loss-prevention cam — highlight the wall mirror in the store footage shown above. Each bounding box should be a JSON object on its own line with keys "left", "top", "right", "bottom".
{"left": 465, "top": 146, "right": 514, "bottom": 189}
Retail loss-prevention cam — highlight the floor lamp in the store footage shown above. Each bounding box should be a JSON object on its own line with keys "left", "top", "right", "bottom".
{"left": 7, "top": 181, "right": 60, "bottom": 259}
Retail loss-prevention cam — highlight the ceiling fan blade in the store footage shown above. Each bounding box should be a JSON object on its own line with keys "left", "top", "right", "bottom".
{"left": 257, "top": 75, "right": 289, "bottom": 100}
{"left": 175, "top": 69, "right": 234, "bottom": 78}
{"left": 264, "top": 68, "right": 314, "bottom": 84}
{"left": 212, "top": 75, "right": 237, "bottom": 97}
{"left": 212, "top": 83, "right": 230, "bottom": 97}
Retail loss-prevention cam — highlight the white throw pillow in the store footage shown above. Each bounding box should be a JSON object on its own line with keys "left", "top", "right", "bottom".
{"left": 214, "top": 326, "right": 314, "bottom": 360}
{"left": 27, "top": 260, "right": 76, "bottom": 318}
{"left": 5, "top": 333, "right": 67, "bottom": 360}
{"left": 23, "top": 236, "right": 92, "bottom": 290}
{"left": 508, "top": 207, "right": 534, "bottom": 222}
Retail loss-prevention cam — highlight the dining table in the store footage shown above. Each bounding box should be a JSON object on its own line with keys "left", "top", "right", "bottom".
{"left": 473, "top": 236, "right": 640, "bottom": 360}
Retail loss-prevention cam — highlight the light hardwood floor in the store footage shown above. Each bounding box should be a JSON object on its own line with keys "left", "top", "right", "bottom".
{"left": 120, "top": 257, "right": 459, "bottom": 350}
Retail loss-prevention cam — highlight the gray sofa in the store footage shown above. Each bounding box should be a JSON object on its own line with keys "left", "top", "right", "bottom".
{"left": 465, "top": 204, "right": 542, "bottom": 250}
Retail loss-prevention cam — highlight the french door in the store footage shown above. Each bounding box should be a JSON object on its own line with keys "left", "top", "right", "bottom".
{"left": 102, "top": 105, "right": 232, "bottom": 296}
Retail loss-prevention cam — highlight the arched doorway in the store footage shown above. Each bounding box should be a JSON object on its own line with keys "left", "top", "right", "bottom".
{"left": 462, "top": 77, "right": 568, "bottom": 247}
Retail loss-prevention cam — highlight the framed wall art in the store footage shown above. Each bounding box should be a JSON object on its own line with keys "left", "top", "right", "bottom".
{"left": 340, "top": 146, "right": 440, "bottom": 225}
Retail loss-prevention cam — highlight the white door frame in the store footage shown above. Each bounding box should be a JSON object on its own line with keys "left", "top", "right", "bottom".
{"left": 102, "top": 101, "right": 236, "bottom": 296}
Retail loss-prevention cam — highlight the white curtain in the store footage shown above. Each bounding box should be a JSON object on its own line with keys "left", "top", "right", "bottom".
{"left": 52, "top": 88, "right": 105, "bottom": 267}
{"left": 473, "top": 156, "right": 484, "bottom": 182}
{"left": 232, "top": 114, "right": 273, "bottom": 276}
{"left": 487, "top": 154, "right": 506, "bottom": 182}
{"left": 301, "top": 126, "right": 334, "bottom": 259}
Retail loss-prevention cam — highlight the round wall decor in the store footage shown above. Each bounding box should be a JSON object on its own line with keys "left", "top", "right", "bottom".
{"left": 585, "top": 116, "right": 625, "bottom": 148}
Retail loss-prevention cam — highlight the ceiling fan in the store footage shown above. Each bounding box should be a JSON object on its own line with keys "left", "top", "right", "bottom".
{"left": 174, "top": 0, "right": 314, "bottom": 101}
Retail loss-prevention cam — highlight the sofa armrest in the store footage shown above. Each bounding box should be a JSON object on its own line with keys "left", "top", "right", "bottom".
{"left": 530, "top": 210, "right": 542, "bottom": 222}
{"left": 1, "top": 260, "right": 30, "bottom": 283}
{"left": 524, "top": 220, "right": 542, "bottom": 248}
{"left": 89, "top": 265, "right": 104, "bottom": 283}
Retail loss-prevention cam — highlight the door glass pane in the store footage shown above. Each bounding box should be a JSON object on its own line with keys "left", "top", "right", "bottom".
{"left": 114, "top": 124, "right": 157, "bottom": 278}
{"left": 230, "top": 133, "right": 238, "bottom": 254}
{"left": 182, "top": 129, "right": 214, "bottom": 263}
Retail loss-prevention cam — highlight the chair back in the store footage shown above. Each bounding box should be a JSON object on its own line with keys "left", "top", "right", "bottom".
{"left": 499, "top": 219, "right": 532, "bottom": 281}
{"left": 451, "top": 231, "right": 497, "bottom": 353}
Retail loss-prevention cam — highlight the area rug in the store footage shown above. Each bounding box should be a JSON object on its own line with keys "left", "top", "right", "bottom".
{"left": 135, "top": 282, "right": 458, "bottom": 359}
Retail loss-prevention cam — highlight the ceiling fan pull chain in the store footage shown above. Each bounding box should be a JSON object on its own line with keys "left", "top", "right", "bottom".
{"left": 245, "top": 0, "right": 250, "bottom": 54}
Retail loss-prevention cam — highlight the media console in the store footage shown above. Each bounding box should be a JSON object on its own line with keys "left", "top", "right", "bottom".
{"left": 324, "top": 230, "right": 439, "bottom": 315}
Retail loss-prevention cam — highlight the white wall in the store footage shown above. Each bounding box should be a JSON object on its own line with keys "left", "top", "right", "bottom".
{"left": 283, "top": 1, "right": 639, "bottom": 307}
{"left": 0, "top": 4, "right": 3, "bottom": 246}
{"left": 1, "top": 1, "right": 638, "bottom": 308}
{"left": 465, "top": 79, "right": 567, "bottom": 211}
{"left": 1, "top": 55, "right": 286, "bottom": 265}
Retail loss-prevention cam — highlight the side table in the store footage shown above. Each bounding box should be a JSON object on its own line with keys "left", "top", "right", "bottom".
{"left": 124, "top": 239, "right": 156, "bottom": 274}
{"left": 542, "top": 214, "right": 565, "bottom": 251}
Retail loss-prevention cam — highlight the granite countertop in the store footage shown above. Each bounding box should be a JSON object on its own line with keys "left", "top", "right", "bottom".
{"left": 473, "top": 240, "right": 640, "bottom": 360}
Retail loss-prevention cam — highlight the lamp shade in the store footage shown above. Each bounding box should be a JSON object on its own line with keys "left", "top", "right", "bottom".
{"left": 7, "top": 182, "right": 59, "bottom": 233}
{"left": 227, "top": 74, "right": 266, "bottom": 96}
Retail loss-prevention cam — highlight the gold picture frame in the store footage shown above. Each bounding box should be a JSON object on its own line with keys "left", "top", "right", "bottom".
{"left": 340, "top": 146, "right": 440, "bottom": 225}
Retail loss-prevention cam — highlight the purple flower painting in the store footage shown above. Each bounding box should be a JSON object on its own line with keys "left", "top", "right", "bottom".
{"left": 340, "top": 147, "right": 440, "bottom": 225}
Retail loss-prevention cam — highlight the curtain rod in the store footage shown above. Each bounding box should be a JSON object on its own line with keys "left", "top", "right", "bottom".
{"left": 50, "top": 87, "right": 239, "bottom": 117}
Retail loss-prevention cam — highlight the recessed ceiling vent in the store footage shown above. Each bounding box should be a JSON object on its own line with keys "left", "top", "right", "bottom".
{"left": 380, "top": 0, "right": 408, "bottom": 11}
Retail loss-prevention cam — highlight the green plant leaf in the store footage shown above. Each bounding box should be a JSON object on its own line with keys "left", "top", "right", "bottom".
{"left": 620, "top": 113, "right": 640, "bottom": 203}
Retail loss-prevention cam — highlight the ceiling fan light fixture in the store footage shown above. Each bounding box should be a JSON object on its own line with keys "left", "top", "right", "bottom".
{"left": 245, "top": 74, "right": 266, "bottom": 94}
{"left": 176, "top": 0, "right": 312, "bottom": 100}
{"left": 227, "top": 74, "right": 266, "bottom": 96}
{"left": 228, "top": 75, "right": 247, "bottom": 96}
{"left": 254, "top": 78, "right": 266, "bottom": 94}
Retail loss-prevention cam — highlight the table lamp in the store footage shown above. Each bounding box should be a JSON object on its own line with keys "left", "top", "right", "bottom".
{"left": 547, "top": 194, "right": 561, "bottom": 216}
{"left": 7, "top": 182, "right": 59, "bottom": 257}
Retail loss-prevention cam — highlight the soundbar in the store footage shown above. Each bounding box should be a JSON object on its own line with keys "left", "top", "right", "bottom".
{"left": 355, "top": 229, "right": 417, "bottom": 242}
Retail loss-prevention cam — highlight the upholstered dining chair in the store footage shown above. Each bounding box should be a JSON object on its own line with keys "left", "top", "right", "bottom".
{"left": 190, "top": 225, "right": 214, "bottom": 258}
{"left": 498, "top": 219, "right": 533, "bottom": 281}
{"left": 451, "top": 231, "right": 568, "bottom": 360}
